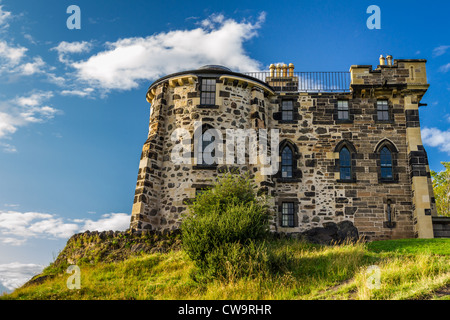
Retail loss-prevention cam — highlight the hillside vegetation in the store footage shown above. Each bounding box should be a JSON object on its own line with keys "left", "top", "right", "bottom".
{"left": 3, "top": 174, "right": 449, "bottom": 300}
{"left": 2, "top": 237, "right": 449, "bottom": 300}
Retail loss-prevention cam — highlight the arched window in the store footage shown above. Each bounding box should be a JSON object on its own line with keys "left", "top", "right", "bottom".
{"left": 194, "top": 124, "right": 221, "bottom": 167}
{"left": 339, "top": 147, "right": 352, "bottom": 180}
{"left": 281, "top": 146, "right": 294, "bottom": 178}
{"left": 380, "top": 147, "right": 393, "bottom": 180}
{"left": 374, "top": 139, "right": 398, "bottom": 182}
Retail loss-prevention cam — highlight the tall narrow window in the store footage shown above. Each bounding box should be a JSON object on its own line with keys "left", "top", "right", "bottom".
{"left": 377, "top": 100, "right": 389, "bottom": 121}
{"left": 200, "top": 78, "right": 216, "bottom": 105}
{"left": 281, "top": 146, "right": 293, "bottom": 178}
{"left": 197, "top": 129, "right": 215, "bottom": 165}
{"left": 281, "top": 100, "right": 294, "bottom": 121}
{"left": 281, "top": 202, "right": 294, "bottom": 227}
{"left": 339, "top": 147, "right": 351, "bottom": 180}
{"left": 380, "top": 147, "right": 393, "bottom": 180}
{"left": 337, "top": 100, "right": 349, "bottom": 120}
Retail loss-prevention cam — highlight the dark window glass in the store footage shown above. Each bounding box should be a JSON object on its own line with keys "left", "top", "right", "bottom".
{"left": 377, "top": 100, "right": 389, "bottom": 121}
{"left": 339, "top": 147, "right": 351, "bottom": 180}
{"left": 281, "top": 202, "right": 294, "bottom": 227}
{"left": 380, "top": 147, "right": 393, "bottom": 179}
{"left": 281, "top": 100, "right": 294, "bottom": 121}
{"left": 281, "top": 146, "right": 293, "bottom": 178}
{"left": 337, "top": 100, "right": 349, "bottom": 120}
{"left": 200, "top": 79, "right": 216, "bottom": 105}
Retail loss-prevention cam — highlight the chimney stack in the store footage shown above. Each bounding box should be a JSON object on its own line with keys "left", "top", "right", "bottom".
{"left": 386, "top": 55, "right": 393, "bottom": 66}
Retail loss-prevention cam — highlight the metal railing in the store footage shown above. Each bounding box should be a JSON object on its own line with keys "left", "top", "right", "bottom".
{"left": 244, "top": 71, "right": 351, "bottom": 92}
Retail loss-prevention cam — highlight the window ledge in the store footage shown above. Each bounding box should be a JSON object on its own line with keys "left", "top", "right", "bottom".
{"left": 276, "top": 178, "right": 301, "bottom": 183}
{"left": 378, "top": 179, "right": 398, "bottom": 184}
{"left": 337, "top": 179, "right": 356, "bottom": 183}
{"left": 197, "top": 105, "right": 219, "bottom": 109}
{"left": 278, "top": 120, "right": 298, "bottom": 124}
{"left": 192, "top": 164, "right": 218, "bottom": 170}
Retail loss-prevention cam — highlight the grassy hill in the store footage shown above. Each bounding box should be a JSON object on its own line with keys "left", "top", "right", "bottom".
{"left": 1, "top": 236, "right": 449, "bottom": 300}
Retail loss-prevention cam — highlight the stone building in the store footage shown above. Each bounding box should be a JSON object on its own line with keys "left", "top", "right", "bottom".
{"left": 129, "top": 55, "right": 439, "bottom": 240}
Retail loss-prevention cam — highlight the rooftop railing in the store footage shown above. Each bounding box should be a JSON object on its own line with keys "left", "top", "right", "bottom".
{"left": 244, "top": 71, "right": 351, "bottom": 92}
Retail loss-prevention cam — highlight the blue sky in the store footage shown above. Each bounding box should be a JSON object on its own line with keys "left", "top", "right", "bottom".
{"left": 0, "top": 0, "right": 449, "bottom": 292}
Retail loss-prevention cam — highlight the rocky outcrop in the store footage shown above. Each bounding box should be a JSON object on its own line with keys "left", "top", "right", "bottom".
{"left": 299, "top": 221, "right": 360, "bottom": 245}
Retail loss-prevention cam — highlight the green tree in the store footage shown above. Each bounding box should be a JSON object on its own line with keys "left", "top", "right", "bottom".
{"left": 431, "top": 162, "right": 450, "bottom": 217}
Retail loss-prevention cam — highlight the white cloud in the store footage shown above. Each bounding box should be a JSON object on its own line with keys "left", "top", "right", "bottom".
{"left": 52, "top": 40, "right": 92, "bottom": 64}
{"left": 0, "top": 1, "right": 12, "bottom": 30}
{"left": 0, "top": 210, "right": 130, "bottom": 245}
{"left": 60, "top": 87, "right": 94, "bottom": 97}
{"left": 439, "top": 63, "right": 450, "bottom": 73}
{"left": 433, "top": 45, "right": 450, "bottom": 57}
{"left": 0, "top": 91, "right": 58, "bottom": 151}
{"left": 421, "top": 127, "right": 450, "bottom": 154}
{"left": 53, "top": 41, "right": 92, "bottom": 54}
{"left": 15, "top": 56, "right": 46, "bottom": 75}
{"left": 0, "top": 40, "right": 27, "bottom": 66}
{"left": 0, "top": 262, "right": 44, "bottom": 292}
{"left": 69, "top": 13, "right": 265, "bottom": 91}
{"left": 80, "top": 213, "right": 131, "bottom": 232}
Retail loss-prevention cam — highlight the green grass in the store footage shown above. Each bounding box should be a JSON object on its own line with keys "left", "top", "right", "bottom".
{"left": 367, "top": 238, "right": 450, "bottom": 255}
{"left": 2, "top": 238, "right": 449, "bottom": 300}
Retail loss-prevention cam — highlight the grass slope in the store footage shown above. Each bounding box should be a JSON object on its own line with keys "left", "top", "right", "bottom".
{"left": 2, "top": 238, "right": 449, "bottom": 300}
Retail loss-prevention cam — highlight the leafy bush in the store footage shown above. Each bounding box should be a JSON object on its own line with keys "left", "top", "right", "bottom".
{"left": 181, "top": 173, "right": 272, "bottom": 280}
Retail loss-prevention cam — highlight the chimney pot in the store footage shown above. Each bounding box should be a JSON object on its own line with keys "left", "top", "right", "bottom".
{"left": 386, "top": 55, "right": 393, "bottom": 66}
{"left": 379, "top": 55, "right": 385, "bottom": 66}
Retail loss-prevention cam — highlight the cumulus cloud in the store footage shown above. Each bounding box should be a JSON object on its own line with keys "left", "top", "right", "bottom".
{"left": 0, "top": 40, "right": 27, "bottom": 66}
{"left": 421, "top": 127, "right": 450, "bottom": 154}
{"left": 0, "top": 91, "right": 58, "bottom": 151}
{"left": 68, "top": 13, "right": 265, "bottom": 91}
{"left": 0, "top": 210, "right": 130, "bottom": 245}
{"left": 51, "top": 41, "right": 92, "bottom": 63}
{"left": 0, "top": 262, "right": 44, "bottom": 292}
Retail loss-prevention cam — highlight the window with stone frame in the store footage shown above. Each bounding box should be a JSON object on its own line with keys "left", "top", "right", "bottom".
{"left": 380, "top": 147, "right": 393, "bottom": 180}
{"left": 281, "top": 202, "right": 295, "bottom": 227}
{"left": 200, "top": 78, "right": 216, "bottom": 106}
{"left": 339, "top": 147, "right": 352, "bottom": 180}
{"left": 193, "top": 125, "right": 219, "bottom": 168}
{"left": 337, "top": 100, "right": 350, "bottom": 120}
{"left": 377, "top": 100, "right": 390, "bottom": 121}
{"left": 281, "top": 100, "right": 294, "bottom": 121}
{"left": 375, "top": 139, "right": 399, "bottom": 183}
{"left": 335, "top": 140, "right": 357, "bottom": 183}
{"left": 281, "top": 146, "right": 294, "bottom": 178}
{"left": 276, "top": 140, "right": 302, "bottom": 182}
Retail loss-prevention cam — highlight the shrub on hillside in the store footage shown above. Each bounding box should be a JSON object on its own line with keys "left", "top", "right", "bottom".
{"left": 181, "top": 173, "right": 272, "bottom": 280}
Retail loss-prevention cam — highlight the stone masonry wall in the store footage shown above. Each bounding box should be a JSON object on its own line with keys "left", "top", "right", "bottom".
{"left": 131, "top": 60, "right": 436, "bottom": 241}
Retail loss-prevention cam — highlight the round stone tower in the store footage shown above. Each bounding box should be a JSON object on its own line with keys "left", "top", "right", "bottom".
{"left": 130, "top": 65, "right": 276, "bottom": 231}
